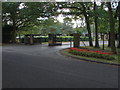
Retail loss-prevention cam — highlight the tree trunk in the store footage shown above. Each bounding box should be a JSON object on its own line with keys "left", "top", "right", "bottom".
{"left": 85, "top": 16, "right": 93, "bottom": 47}
{"left": 81, "top": 3, "right": 93, "bottom": 47}
{"left": 94, "top": 2, "right": 99, "bottom": 48}
{"left": 11, "top": 25, "right": 16, "bottom": 43}
{"left": 117, "top": 1, "right": 120, "bottom": 48}
{"left": 114, "top": 1, "right": 120, "bottom": 48}
{"left": 11, "top": 18, "right": 17, "bottom": 43}
{"left": 107, "top": 2, "right": 116, "bottom": 54}
{"left": 108, "top": 32, "right": 111, "bottom": 47}
{"left": 117, "top": 15, "right": 120, "bottom": 48}
{"left": 102, "top": 34, "right": 105, "bottom": 50}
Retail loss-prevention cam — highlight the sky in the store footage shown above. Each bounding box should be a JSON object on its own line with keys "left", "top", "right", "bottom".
{"left": 37, "top": 7, "right": 85, "bottom": 28}
{"left": 57, "top": 14, "right": 85, "bottom": 28}
{"left": 56, "top": 8, "right": 85, "bottom": 28}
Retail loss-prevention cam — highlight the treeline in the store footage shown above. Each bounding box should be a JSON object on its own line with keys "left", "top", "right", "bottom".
{"left": 2, "top": 2, "right": 120, "bottom": 53}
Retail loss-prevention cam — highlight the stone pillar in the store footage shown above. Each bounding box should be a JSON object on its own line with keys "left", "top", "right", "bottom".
{"left": 48, "top": 34, "right": 55, "bottom": 46}
{"left": 30, "top": 34, "right": 34, "bottom": 45}
{"left": 24, "top": 35, "right": 28, "bottom": 44}
{"left": 73, "top": 33, "right": 80, "bottom": 48}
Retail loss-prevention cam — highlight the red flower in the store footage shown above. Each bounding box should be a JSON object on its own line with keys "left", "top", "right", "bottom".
{"left": 68, "top": 47, "right": 113, "bottom": 56}
{"left": 94, "top": 51, "right": 99, "bottom": 53}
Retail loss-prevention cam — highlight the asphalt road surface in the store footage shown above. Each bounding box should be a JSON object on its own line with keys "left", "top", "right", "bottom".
{"left": 2, "top": 43, "right": 119, "bottom": 88}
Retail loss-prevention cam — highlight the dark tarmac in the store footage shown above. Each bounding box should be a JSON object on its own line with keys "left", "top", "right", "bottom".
{"left": 2, "top": 42, "right": 119, "bottom": 88}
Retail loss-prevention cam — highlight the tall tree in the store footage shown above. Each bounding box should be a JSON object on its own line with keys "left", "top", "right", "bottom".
{"left": 2, "top": 2, "right": 20, "bottom": 43}
{"left": 115, "top": 1, "right": 120, "bottom": 48}
{"left": 94, "top": 2, "right": 99, "bottom": 48}
{"left": 57, "top": 2, "right": 93, "bottom": 46}
{"left": 107, "top": 2, "right": 116, "bottom": 53}
{"left": 2, "top": 2, "right": 58, "bottom": 43}
{"left": 80, "top": 3, "right": 93, "bottom": 47}
{"left": 118, "top": 2, "right": 120, "bottom": 48}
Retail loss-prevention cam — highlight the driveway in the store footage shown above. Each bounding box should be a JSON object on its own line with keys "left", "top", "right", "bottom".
{"left": 2, "top": 43, "right": 119, "bottom": 88}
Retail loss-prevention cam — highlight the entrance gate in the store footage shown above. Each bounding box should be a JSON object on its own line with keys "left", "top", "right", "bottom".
{"left": 48, "top": 34, "right": 62, "bottom": 46}
{"left": 24, "top": 34, "right": 62, "bottom": 46}
{"left": 23, "top": 34, "right": 86, "bottom": 48}
{"left": 24, "top": 34, "right": 41, "bottom": 45}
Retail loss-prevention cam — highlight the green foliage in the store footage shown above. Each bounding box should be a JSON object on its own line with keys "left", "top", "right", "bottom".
{"left": 73, "top": 26, "right": 87, "bottom": 34}
{"left": 2, "top": 2, "right": 119, "bottom": 45}
{"left": 36, "top": 18, "right": 74, "bottom": 35}
{"left": 2, "top": 2, "right": 58, "bottom": 33}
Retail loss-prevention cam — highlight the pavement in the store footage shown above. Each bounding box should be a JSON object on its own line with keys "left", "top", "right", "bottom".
{"left": 2, "top": 42, "right": 119, "bottom": 88}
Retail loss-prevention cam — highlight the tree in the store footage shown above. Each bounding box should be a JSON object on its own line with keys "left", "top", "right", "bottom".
{"left": 94, "top": 2, "right": 99, "bottom": 48}
{"left": 107, "top": 2, "right": 116, "bottom": 53}
{"left": 2, "top": 25, "right": 13, "bottom": 43}
{"left": 80, "top": 3, "right": 93, "bottom": 47}
{"left": 2, "top": 2, "right": 58, "bottom": 43}
{"left": 115, "top": 1, "right": 120, "bottom": 48}
{"left": 2, "top": 2, "right": 40, "bottom": 43}
{"left": 118, "top": 2, "right": 120, "bottom": 48}
{"left": 39, "top": 18, "right": 73, "bottom": 35}
{"left": 58, "top": 2, "right": 93, "bottom": 47}
{"left": 2, "top": 2, "right": 21, "bottom": 43}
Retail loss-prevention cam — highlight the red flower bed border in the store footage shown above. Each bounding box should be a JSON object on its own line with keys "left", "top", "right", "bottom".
{"left": 67, "top": 47, "right": 114, "bottom": 60}
{"left": 68, "top": 47, "right": 113, "bottom": 55}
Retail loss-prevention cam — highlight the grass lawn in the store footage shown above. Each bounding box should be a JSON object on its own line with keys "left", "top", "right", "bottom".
{"left": 60, "top": 46, "right": 120, "bottom": 65}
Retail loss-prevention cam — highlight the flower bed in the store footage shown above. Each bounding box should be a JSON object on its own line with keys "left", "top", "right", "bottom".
{"left": 68, "top": 48, "right": 115, "bottom": 60}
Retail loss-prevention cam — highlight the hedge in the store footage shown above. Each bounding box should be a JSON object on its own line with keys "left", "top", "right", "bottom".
{"left": 21, "top": 36, "right": 89, "bottom": 43}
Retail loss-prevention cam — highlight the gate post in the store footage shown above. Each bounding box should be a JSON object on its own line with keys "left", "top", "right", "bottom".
{"left": 48, "top": 34, "right": 55, "bottom": 46}
{"left": 24, "top": 35, "right": 29, "bottom": 44}
{"left": 30, "top": 34, "right": 34, "bottom": 45}
{"left": 73, "top": 33, "right": 80, "bottom": 48}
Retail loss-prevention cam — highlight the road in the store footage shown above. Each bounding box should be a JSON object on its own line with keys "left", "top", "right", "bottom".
{"left": 2, "top": 43, "right": 119, "bottom": 88}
